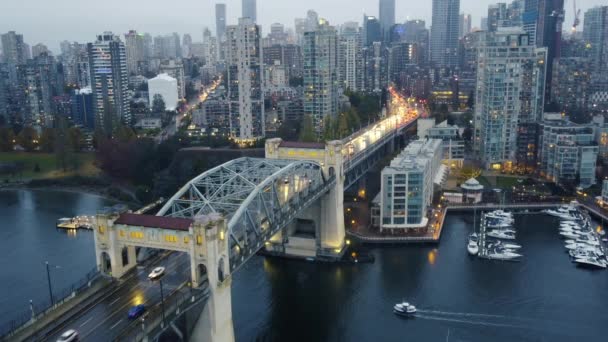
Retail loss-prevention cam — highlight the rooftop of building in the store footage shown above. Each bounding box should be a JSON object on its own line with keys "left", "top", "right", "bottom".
{"left": 386, "top": 139, "right": 442, "bottom": 171}
{"left": 149, "top": 73, "right": 177, "bottom": 82}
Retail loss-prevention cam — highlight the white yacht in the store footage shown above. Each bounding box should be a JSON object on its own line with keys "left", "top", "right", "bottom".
{"left": 486, "top": 250, "right": 522, "bottom": 260}
{"left": 487, "top": 230, "right": 516, "bottom": 240}
{"left": 487, "top": 220, "right": 512, "bottom": 229}
{"left": 486, "top": 210, "right": 513, "bottom": 222}
{"left": 467, "top": 239, "right": 479, "bottom": 256}
{"left": 574, "top": 257, "right": 607, "bottom": 269}
{"left": 492, "top": 240, "right": 522, "bottom": 250}
{"left": 560, "top": 231, "right": 579, "bottom": 239}
{"left": 394, "top": 301, "right": 417, "bottom": 316}
{"left": 544, "top": 205, "right": 580, "bottom": 220}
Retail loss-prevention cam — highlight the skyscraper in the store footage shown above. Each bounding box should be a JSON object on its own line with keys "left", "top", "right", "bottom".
{"left": 430, "top": 0, "right": 460, "bottom": 67}
{"left": 523, "top": 0, "right": 564, "bottom": 101}
{"left": 338, "top": 23, "right": 362, "bottom": 91}
{"left": 226, "top": 18, "right": 265, "bottom": 141}
{"left": 363, "top": 15, "right": 381, "bottom": 47}
{"left": 459, "top": 13, "right": 471, "bottom": 39}
{"left": 474, "top": 28, "right": 547, "bottom": 169}
{"left": 583, "top": 6, "right": 608, "bottom": 87}
{"left": 1, "top": 31, "right": 26, "bottom": 65}
{"left": 242, "top": 0, "right": 257, "bottom": 22}
{"left": 303, "top": 19, "right": 339, "bottom": 136}
{"left": 87, "top": 32, "right": 131, "bottom": 131}
{"left": 124, "top": 30, "right": 145, "bottom": 75}
{"left": 215, "top": 3, "right": 227, "bottom": 42}
{"left": 379, "top": 0, "right": 395, "bottom": 42}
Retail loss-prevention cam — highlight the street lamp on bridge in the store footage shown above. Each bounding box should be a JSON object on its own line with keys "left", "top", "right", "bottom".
{"left": 45, "top": 261, "right": 61, "bottom": 305}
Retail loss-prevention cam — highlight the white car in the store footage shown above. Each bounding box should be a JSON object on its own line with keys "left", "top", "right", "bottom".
{"left": 148, "top": 266, "right": 165, "bottom": 280}
{"left": 57, "top": 329, "right": 79, "bottom": 342}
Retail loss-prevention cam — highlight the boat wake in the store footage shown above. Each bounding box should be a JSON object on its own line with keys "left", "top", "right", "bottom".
{"left": 415, "top": 314, "right": 526, "bottom": 329}
{"left": 417, "top": 309, "right": 531, "bottom": 321}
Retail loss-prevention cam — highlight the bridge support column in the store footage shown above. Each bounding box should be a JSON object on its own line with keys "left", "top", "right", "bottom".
{"left": 318, "top": 141, "right": 346, "bottom": 256}
{"left": 191, "top": 214, "right": 235, "bottom": 342}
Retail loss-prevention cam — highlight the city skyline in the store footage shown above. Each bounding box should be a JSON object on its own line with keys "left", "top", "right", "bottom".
{"left": 1, "top": 0, "right": 604, "bottom": 52}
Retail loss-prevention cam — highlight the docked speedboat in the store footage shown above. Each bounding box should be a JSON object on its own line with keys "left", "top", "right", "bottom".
{"left": 487, "top": 230, "right": 516, "bottom": 240}
{"left": 544, "top": 205, "right": 580, "bottom": 221}
{"left": 574, "top": 257, "right": 607, "bottom": 269}
{"left": 394, "top": 301, "right": 417, "bottom": 316}
{"left": 486, "top": 250, "right": 522, "bottom": 260}
{"left": 492, "top": 240, "right": 521, "bottom": 250}
{"left": 486, "top": 210, "right": 514, "bottom": 221}
{"left": 467, "top": 239, "right": 479, "bottom": 256}
{"left": 487, "top": 220, "right": 512, "bottom": 229}
{"left": 560, "top": 231, "right": 579, "bottom": 239}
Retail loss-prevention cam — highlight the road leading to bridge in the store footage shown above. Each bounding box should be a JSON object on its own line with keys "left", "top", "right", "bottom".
{"left": 45, "top": 252, "right": 191, "bottom": 342}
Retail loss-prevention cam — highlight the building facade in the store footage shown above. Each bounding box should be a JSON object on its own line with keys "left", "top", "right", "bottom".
{"left": 538, "top": 115, "right": 599, "bottom": 188}
{"left": 242, "top": 0, "right": 257, "bottom": 22}
{"left": 303, "top": 19, "right": 339, "bottom": 136}
{"left": 226, "top": 18, "right": 265, "bottom": 141}
{"left": 87, "top": 32, "right": 131, "bottom": 130}
{"left": 474, "top": 28, "right": 546, "bottom": 169}
{"left": 148, "top": 73, "right": 179, "bottom": 111}
{"left": 124, "top": 30, "right": 145, "bottom": 76}
{"left": 379, "top": 0, "right": 395, "bottom": 42}
{"left": 430, "top": 0, "right": 460, "bottom": 67}
{"left": 379, "top": 139, "right": 443, "bottom": 229}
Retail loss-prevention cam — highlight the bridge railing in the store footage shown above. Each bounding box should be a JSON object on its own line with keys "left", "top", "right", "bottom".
{"left": 0, "top": 266, "right": 100, "bottom": 339}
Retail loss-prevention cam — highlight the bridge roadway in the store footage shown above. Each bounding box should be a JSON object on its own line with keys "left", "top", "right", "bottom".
{"left": 45, "top": 252, "right": 190, "bottom": 342}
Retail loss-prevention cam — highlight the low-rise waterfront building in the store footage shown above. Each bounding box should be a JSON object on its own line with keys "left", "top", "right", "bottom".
{"left": 538, "top": 114, "right": 599, "bottom": 188}
{"left": 378, "top": 139, "right": 443, "bottom": 230}
{"left": 417, "top": 118, "right": 465, "bottom": 168}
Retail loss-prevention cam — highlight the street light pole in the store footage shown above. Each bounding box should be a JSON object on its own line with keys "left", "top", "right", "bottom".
{"left": 45, "top": 261, "right": 54, "bottom": 305}
{"left": 159, "top": 279, "right": 166, "bottom": 327}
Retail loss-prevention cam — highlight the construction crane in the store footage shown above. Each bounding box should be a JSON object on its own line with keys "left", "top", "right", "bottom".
{"left": 572, "top": 0, "right": 581, "bottom": 33}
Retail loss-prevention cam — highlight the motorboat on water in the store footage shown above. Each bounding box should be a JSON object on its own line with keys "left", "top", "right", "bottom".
{"left": 467, "top": 239, "right": 479, "bottom": 256}
{"left": 487, "top": 220, "right": 513, "bottom": 229}
{"left": 492, "top": 240, "right": 522, "bottom": 250}
{"left": 485, "top": 250, "right": 522, "bottom": 260}
{"left": 486, "top": 210, "right": 514, "bottom": 222}
{"left": 560, "top": 231, "right": 579, "bottom": 239}
{"left": 394, "top": 301, "right": 417, "bottom": 316}
{"left": 487, "top": 230, "right": 516, "bottom": 240}
{"left": 574, "top": 257, "right": 607, "bottom": 269}
{"left": 544, "top": 205, "right": 580, "bottom": 221}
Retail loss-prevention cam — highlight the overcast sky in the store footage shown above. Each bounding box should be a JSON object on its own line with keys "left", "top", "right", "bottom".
{"left": 1, "top": 0, "right": 604, "bottom": 52}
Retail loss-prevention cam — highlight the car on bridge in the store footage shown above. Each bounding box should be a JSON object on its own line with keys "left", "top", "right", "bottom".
{"left": 128, "top": 304, "right": 146, "bottom": 319}
{"left": 148, "top": 266, "right": 165, "bottom": 280}
{"left": 56, "top": 329, "right": 79, "bottom": 342}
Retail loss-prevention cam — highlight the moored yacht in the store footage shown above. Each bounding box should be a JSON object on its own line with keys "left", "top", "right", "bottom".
{"left": 486, "top": 250, "right": 522, "bottom": 260}
{"left": 467, "top": 238, "right": 479, "bottom": 255}
{"left": 574, "top": 257, "right": 607, "bottom": 269}
{"left": 487, "top": 230, "right": 516, "bottom": 240}
{"left": 486, "top": 210, "right": 514, "bottom": 222}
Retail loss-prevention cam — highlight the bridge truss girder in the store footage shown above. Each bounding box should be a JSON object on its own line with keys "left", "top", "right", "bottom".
{"left": 158, "top": 157, "right": 335, "bottom": 273}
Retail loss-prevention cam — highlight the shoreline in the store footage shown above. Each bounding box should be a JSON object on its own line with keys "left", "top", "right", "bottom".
{"left": 0, "top": 183, "right": 132, "bottom": 205}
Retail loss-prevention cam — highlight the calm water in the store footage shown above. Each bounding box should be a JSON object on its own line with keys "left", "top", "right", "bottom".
{"left": 232, "top": 214, "right": 608, "bottom": 342}
{"left": 1, "top": 191, "right": 607, "bottom": 341}
{"left": 0, "top": 189, "right": 113, "bottom": 322}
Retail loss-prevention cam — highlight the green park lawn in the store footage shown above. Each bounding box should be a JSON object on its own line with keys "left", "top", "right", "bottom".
{"left": 0, "top": 152, "right": 100, "bottom": 182}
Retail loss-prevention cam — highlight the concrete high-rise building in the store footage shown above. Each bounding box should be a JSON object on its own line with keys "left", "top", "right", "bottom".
{"left": 182, "top": 34, "right": 192, "bottom": 57}
{"left": 379, "top": 0, "right": 395, "bottom": 42}
{"left": 226, "top": 18, "right": 265, "bottom": 141}
{"left": 363, "top": 42, "right": 387, "bottom": 93}
{"left": 242, "top": 0, "right": 257, "bottom": 22}
{"left": 31, "top": 44, "right": 50, "bottom": 58}
{"left": 459, "top": 13, "right": 472, "bottom": 38}
{"left": 303, "top": 19, "right": 339, "bottom": 136}
{"left": 430, "top": 0, "right": 460, "bottom": 67}
{"left": 1, "top": 31, "right": 26, "bottom": 65}
{"left": 124, "top": 30, "right": 145, "bottom": 75}
{"left": 338, "top": 24, "right": 362, "bottom": 91}
{"left": 473, "top": 28, "right": 547, "bottom": 169}
{"left": 488, "top": 1, "right": 525, "bottom": 32}
{"left": 294, "top": 18, "right": 307, "bottom": 45}
{"left": 523, "top": 0, "right": 564, "bottom": 100}
{"left": 159, "top": 59, "right": 186, "bottom": 100}
{"left": 306, "top": 10, "right": 319, "bottom": 32}
{"left": 215, "top": 3, "right": 227, "bottom": 42}
{"left": 363, "top": 15, "right": 381, "bottom": 47}
{"left": 87, "top": 32, "right": 131, "bottom": 130}
{"left": 583, "top": 6, "right": 608, "bottom": 86}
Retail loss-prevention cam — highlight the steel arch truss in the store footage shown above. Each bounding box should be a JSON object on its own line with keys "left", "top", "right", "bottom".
{"left": 158, "top": 157, "right": 335, "bottom": 272}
